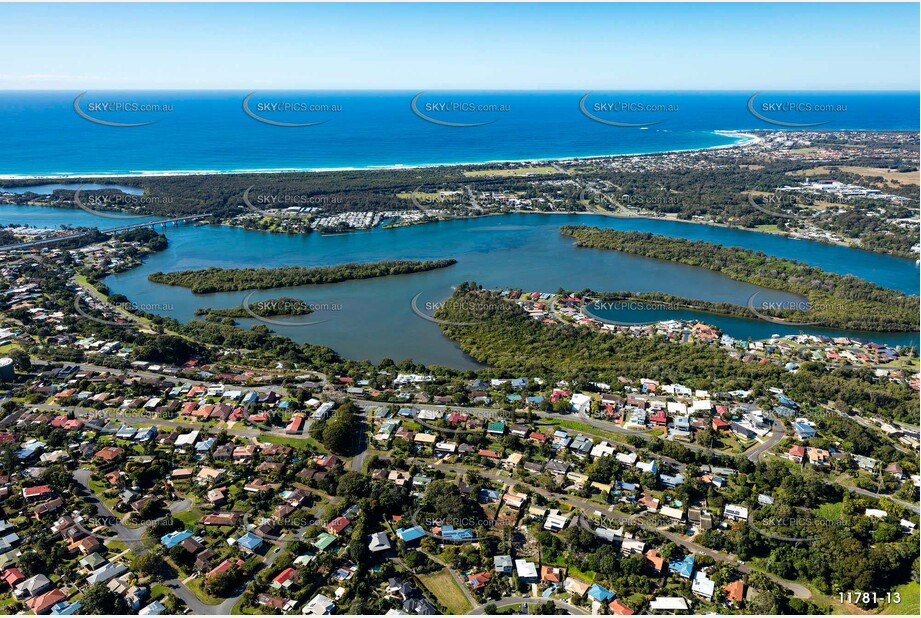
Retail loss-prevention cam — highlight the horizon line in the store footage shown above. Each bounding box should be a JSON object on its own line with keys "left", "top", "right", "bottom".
{"left": 3, "top": 88, "right": 919, "bottom": 93}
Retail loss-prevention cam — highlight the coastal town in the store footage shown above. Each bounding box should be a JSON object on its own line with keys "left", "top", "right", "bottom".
{"left": 1, "top": 115, "right": 920, "bottom": 615}
{"left": 0, "top": 1, "right": 919, "bottom": 616}
{"left": 0, "top": 227, "right": 918, "bottom": 615}
{"left": 0, "top": 347, "right": 918, "bottom": 616}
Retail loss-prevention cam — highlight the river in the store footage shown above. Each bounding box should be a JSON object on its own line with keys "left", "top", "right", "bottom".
{"left": 2, "top": 206, "right": 917, "bottom": 368}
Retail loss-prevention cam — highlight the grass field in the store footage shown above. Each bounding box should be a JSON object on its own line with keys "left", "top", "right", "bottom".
{"left": 540, "top": 418, "right": 631, "bottom": 444}
{"left": 792, "top": 165, "right": 919, "bottom": 187}
{"left": 839, "top": 166, "right": 920, "bottom": 186}
{"left": 417, "top": 569, "right": 472, "bottom": 614}
{"left": 172, "top": 508, "right": 203, "bottom": 529}
{"left": 815, "top": 501, "right": 843, "bottom": 522}
{"left": 260, "top": 433, "right": 325, "bottom": 451}
{"left": 463, "top": 165, "right": 558, "bottom": 178}
{"left": 882, "top": 581, "right": 920, "bottom": 615}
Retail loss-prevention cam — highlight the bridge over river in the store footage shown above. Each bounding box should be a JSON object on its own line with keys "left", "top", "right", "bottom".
{"left": 0, "top": 214, "right": 211, "bottom": 252}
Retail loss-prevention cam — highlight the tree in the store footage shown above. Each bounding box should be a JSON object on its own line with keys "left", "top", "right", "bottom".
{"left": 7, "top": 348, "right": 30, "bottom": 371}
{"left": 321, "top": 404, "right": 361, "bottom": 455}
{"left": 131, "top": 552, "right": 170, "bottom": 579}
{"left": 17, "top": 551, "right": 48, "bottom": 577}
{"left": 206, "top": 568, "right": 241, "bottom": 597}
{"left": 82, "top": 583, "right": 130, "bottom": 615}
{"left": 337, "top": 471, "right": 370, "bottom": 499}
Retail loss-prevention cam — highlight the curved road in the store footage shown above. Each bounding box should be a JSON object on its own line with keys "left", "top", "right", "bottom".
{"left": 469, "top": 597, "right": 589, "bottom": 615}
{"left": 72, "top": 469, "right": 245, "bottom": 615}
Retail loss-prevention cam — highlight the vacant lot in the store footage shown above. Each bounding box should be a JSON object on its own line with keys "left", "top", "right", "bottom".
{"left": 792, "top": 165, "right": 919, "bottom": 186}
{"left": 417, "top": 569, "right": 472, "bottom": 614}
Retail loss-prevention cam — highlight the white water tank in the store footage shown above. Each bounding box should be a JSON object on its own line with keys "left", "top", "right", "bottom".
{"left": 0, "top": 357, "right": 13, "bottom": 381}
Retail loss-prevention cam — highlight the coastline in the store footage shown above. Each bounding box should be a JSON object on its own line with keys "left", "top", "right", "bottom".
{"left": 0, "top": 130, "right": 761, "bottom": 181}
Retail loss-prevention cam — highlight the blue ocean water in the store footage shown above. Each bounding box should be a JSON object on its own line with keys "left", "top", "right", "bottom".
{"left": 0, "top": 91, "right": 917, "bottom": 176}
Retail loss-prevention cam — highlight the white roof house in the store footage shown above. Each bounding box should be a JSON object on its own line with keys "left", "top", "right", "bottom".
{"left": 649, "top": 597, "right": 689, "bottom": 611}
{"left": 621, "top": 538, "right": 645, "bottom": 555}
{"left": 544, "top": 509, "right": 570, "bottom": 532}
{"left": 303, "top": 593, "right": 335, "bottom": 615}
{"left": 514, "top": 559, "right": 538, "bottom": 580}
{"left": 570, "top": 393, "right": 592, "bottom": 414}
{"left": 692, "top": 571, "right": 716, "bottom": 599}
{"left": 659, "top": 506, "right": 684, "bottom": 521}
{"left": 174, "top": 431, "right": 199, "bottom": 447}
{"left": 590, "top": 441, "right": 616, "bottom": 458}
{"left": 724, "top": 504, "right": 749, "bottom": 521}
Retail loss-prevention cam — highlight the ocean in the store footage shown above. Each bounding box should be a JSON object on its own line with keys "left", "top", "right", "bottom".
{"left": 0, "top": 91, "right": 917, "bottom": 177}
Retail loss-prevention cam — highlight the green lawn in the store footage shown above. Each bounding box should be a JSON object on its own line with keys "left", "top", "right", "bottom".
{"left": 463, "top": 165, "right": 558, "bottom": 177}
{"left": 566, "top": 564, "right": 597, "bottom": 583}
{"left": 105, "top": 539, "right": 128, "bottom": 553}
{"left": 815, "top": 501, "right": 843, "bottom": 522}
{"left": 173, "top": 508, "right": 203, "bottom": 529}
{"left": 541, "top": 418, "right": 631, "bottom": 444}
{"left": 260, "top": 434, "right": 325, "bottom": 451}
{"left": 883, "top": 581, "right": 920, "bottom": 615}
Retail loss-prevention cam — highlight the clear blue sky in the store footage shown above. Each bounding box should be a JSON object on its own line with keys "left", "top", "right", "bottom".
{"left": 1, "top": 2, "right": 917, "bottom": 90}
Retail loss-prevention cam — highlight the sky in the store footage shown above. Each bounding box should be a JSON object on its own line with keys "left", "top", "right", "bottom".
{"left": 0, "top": 2, "right": 918, "bottom": 90}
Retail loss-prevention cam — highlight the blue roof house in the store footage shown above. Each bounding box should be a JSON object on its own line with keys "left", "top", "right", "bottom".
{"left": 587, "top": 584, "right": 614, "bottom": 603}
{"left": 237, "top": 531, "right": 264, "bottom": 553}
{"left": 160, "top": 529, "right": 193, "bottom": 549}
{"left": 396, "top": 526, "right": 426, "bottom": 544}
{"left": 669, "top": 554, "right": 695, "bottom": 579}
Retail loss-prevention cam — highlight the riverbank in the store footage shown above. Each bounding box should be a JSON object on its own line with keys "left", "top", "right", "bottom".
{"left": 379, "top": 206, "right": 876, "bottom": 257}
{"left": 560, "top": 225, "right": 920, "bottom": 331}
